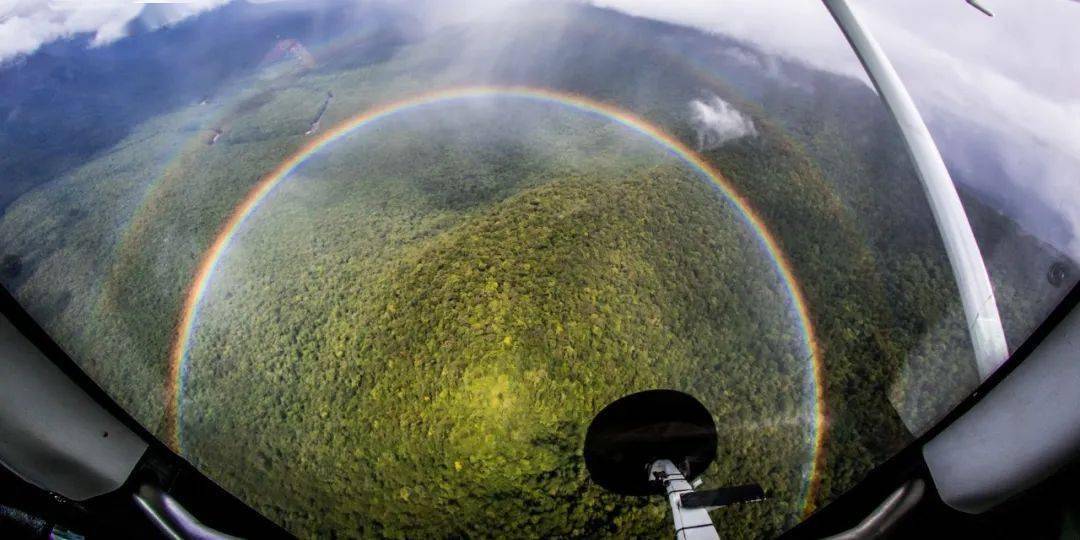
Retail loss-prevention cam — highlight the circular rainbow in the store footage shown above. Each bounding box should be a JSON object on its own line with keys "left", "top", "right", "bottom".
{"left": 166, "top": 85, "right": 827, "bottom": 516}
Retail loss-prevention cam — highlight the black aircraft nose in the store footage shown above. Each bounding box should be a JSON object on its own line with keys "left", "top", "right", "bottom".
{"left": 583, "top": 389, "right": 718, "bottom": 496}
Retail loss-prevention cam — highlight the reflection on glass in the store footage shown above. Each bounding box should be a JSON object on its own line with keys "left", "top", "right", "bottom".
{"left": 0, "top": 0, "right": 1075, "bottom": 537}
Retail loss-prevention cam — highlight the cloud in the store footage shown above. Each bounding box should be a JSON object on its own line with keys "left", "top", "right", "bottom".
{"left": 688, "top": 94, "right": 757, "bottom": 150}
{"left": 590, "top": 0, "right": 867, "bottom": 81}
{"left": 0, "top": 0, "right": 229, "bottom": 62}
{"left": 857, "top": 1, "right": 1080, "bottom": 260}
{"left": 593, "top": 0, "right": 1080, "bottom": 259}
{"left": 1, "top": 0, "right": 1077, "bottom": 256}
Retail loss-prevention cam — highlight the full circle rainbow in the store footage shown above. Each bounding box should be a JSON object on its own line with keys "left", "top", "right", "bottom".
{"left": 166, "top": 85, "right": 827, "bottom": 516}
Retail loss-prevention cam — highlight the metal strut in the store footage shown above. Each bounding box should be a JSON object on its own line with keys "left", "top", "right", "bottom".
{"left": 823, "top": 0, "right": 1009, "bottom": 378}
{"left": 650, "top": 460, "right": 720, "bottom": 540}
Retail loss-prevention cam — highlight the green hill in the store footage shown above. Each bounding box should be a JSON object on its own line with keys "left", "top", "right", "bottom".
{"left": 0, "top": 3, "right": 1070, "bottom": 538}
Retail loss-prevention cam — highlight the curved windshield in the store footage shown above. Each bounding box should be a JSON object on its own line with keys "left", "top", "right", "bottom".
{"left": 0, "top": 0, "right": 1076, "bottom": 536}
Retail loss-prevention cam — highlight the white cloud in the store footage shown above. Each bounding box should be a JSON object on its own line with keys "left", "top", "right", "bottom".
{"left": 1, "top": 0, "right": 1077, "bottom": 254}
{"left": 593, "top": 0, "right": 1080, "bottom": 259}
{"left": 0, "top": 0, "right": 229, "bottom": 62}
{"left": 858, "top": 1, "right": 1080, "bottom": 259}
{"left": 689, "top": 94, "right": 757, "bottom": 150}
{"left": 590, "top": 0, "right": 868, "bottom": 80}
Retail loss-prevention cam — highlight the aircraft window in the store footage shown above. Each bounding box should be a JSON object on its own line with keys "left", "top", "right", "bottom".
{"left": 0, "top": 0, "right": 1075, "bottom": 536}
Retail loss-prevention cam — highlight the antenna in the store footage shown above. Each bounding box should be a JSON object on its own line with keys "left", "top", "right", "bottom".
{"left": 966, "top": 0, "right": 995, "bottom": 17}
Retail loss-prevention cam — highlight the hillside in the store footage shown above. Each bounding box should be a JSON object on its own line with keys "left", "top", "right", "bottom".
{"left": 0, "top": 3, "right": 1073, "bottom": 538}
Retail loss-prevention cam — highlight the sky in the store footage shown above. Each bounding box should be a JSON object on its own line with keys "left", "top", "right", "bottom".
{"left": 0, "top": 0, "right": 1077, "bottom": 257}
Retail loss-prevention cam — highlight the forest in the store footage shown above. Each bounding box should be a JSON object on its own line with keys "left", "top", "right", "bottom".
{"left": 0, "top": 3, "right": 1074, "bottom": 538}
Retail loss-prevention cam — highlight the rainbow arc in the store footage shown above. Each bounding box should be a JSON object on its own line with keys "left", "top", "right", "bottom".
{"left": 165, "top": 85, "right": 827, "bottom": 516}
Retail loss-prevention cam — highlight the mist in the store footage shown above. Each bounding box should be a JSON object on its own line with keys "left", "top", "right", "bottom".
{"left": 589, "top": 0, "right": 1080, "bottom": 261}
{"left": 2, "top": 3, "right": 1076, "bottom": 535}
{"left": 2, "top": 0, "right": 1077, "bottom": 261}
